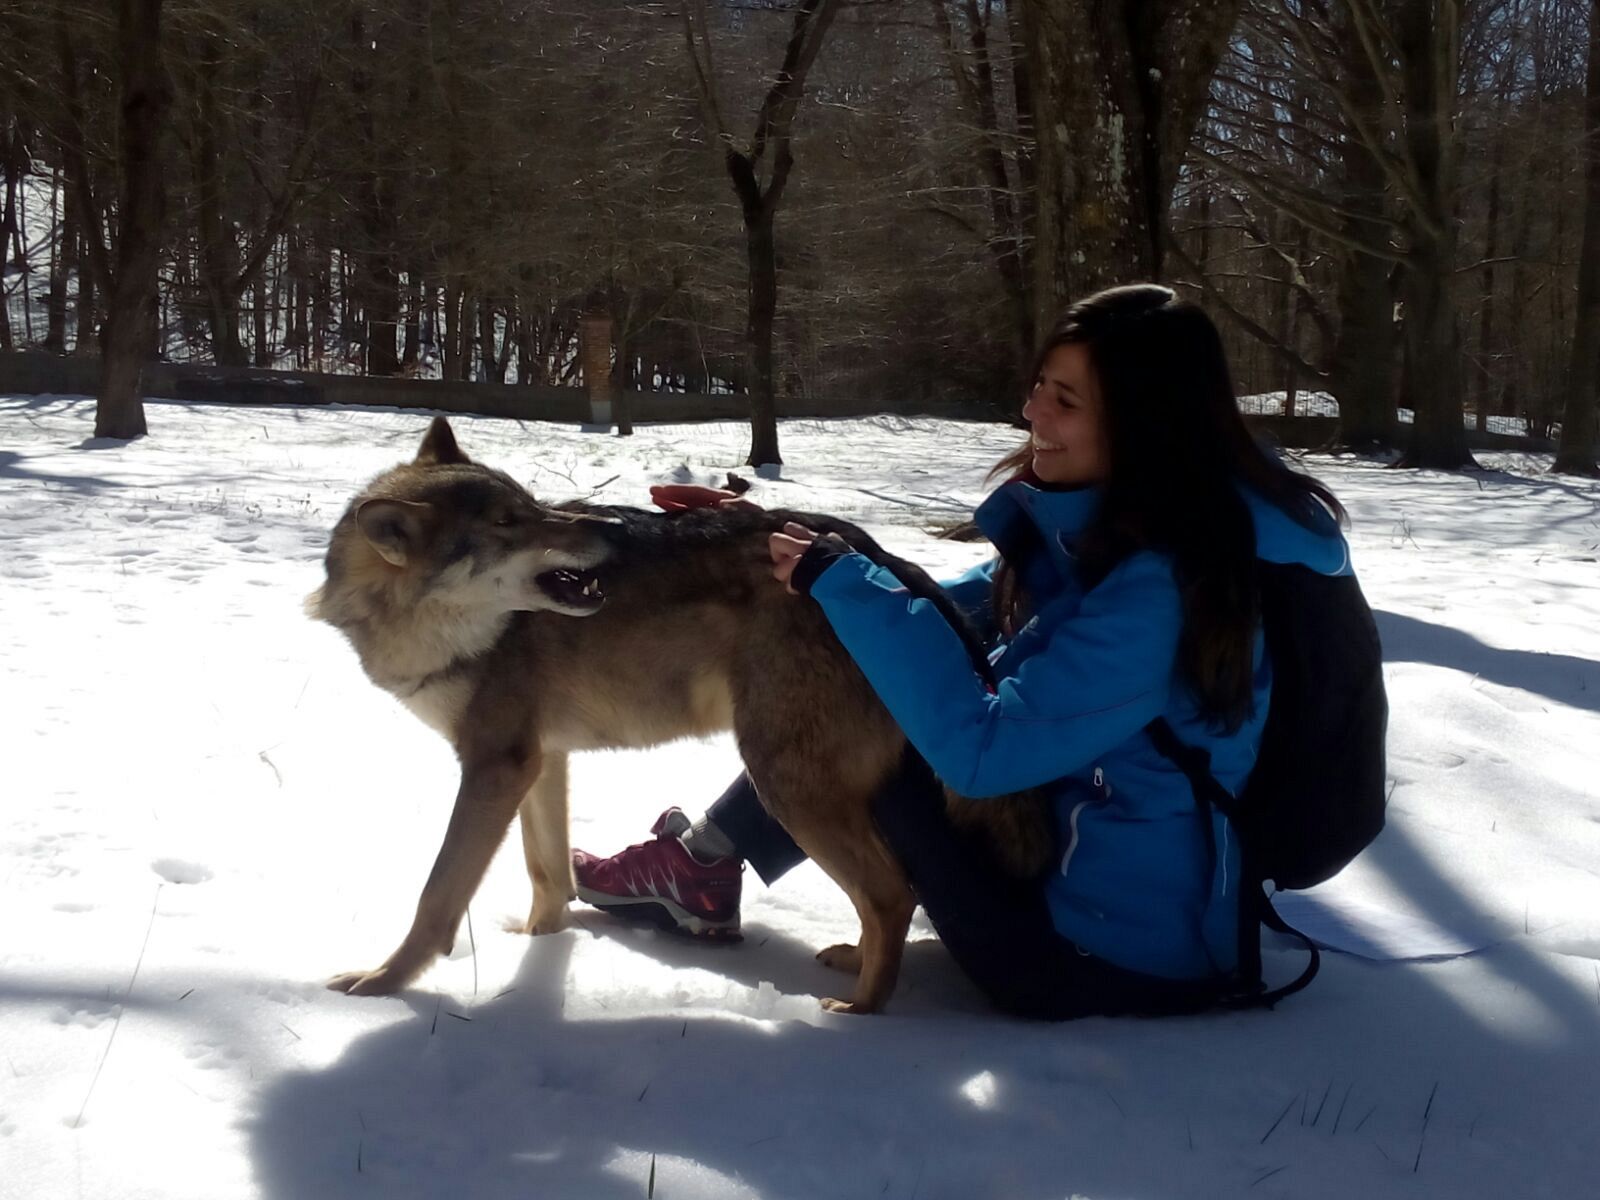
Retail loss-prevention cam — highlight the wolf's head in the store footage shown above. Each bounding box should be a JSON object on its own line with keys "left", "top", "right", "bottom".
{"left": 311, "top": 417, "right": 615, "bottom": 626}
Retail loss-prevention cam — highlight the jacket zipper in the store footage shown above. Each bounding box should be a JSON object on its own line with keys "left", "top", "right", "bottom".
{"left": 1058, "top": 799, "right": 1090, "bottom": 881}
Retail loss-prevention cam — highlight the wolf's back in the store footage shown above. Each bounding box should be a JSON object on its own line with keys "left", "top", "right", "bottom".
{"left": 558, "top": 501, "right": 994, "bottom": 684}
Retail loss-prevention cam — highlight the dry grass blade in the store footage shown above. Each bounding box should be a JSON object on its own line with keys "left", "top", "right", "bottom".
{"left": 1260, "top": 1093, "right": 1299, "bottom": 1145}
{"left": 73, "top": 884, "right": 162, "bottom": 1129}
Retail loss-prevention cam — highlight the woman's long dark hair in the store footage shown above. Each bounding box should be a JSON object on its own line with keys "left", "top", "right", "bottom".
{"left": 991, "top": 284, "right": 1346, "bottom": 731}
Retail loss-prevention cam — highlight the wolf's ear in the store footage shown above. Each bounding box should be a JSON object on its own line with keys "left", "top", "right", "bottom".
{"left": 356, "top": 498, "right": 433, "bottom": 567}
{"left": 415, "top": 416, "right": 469, "bottom": 466}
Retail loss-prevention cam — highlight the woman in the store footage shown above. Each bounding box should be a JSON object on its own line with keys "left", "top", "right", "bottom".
{"left": 573, "top": 284, "right": 1355, "bottom": 1019}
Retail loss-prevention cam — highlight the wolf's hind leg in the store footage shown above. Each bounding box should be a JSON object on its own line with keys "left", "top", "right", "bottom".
{"left": 764, "top": 797, "right": 915, "bottom": 1014}
{"left": 512, "top": 751, "right": 574, "bottom": 935}
{"left": 733, "top": 623, "right": 913, "bottom": 1011}
{"left": 816, "top": 943, "right": 863, "bottom": 974}
{"left": 825, "top": 863, "right": 916, "bottom": 1014}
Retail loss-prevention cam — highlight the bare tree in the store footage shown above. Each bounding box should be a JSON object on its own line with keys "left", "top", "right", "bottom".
{"left": 1188, "top": 0, "right": 1485, "bottom": 464}
{"left": 683, "top": 0, "right": 842, "bottom": 466}
{"left": 169, "top": 4, "right": 320, "bottom": 368}
{"left": 56, "top": 0, "right": 172, "bottom": 439}
{"left": 1019, "top": 0, "right": 1242, "bottom": 327}
{"left": 1394, "top": 0, "right": 1475, "bottom": 468}
{"left": 926, "top": 0, "right": 1031, "bottom": 363}
{"left": 8, "top": 0, "right": 1593, "bottom": 459}
{"left": 1555, "top": 0, "right": 1600, "bottom": 474}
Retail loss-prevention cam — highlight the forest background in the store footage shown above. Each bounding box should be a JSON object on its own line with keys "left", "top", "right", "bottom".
{"left": 1, "top": 0, "right": 1596, "bottom": 473}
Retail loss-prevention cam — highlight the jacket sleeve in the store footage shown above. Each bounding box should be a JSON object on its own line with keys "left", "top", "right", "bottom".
{"left": 807, "top": 549, "right": 1182, "bottom": 797}
{"left": 937, "top": 559, "right": 998, "bottom": 635}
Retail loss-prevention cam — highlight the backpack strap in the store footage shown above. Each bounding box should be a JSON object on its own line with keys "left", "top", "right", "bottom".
{"left": 1146, "top": 718, "right": 1237, "bottom": 817}
{"left": 1233, "top": 858, "right": 1265, "bottom": 999}
{"left": 1247, "top": 891, "right": 1322, "bottom": 1007}
{"left": 1146, "top": 718, "right": 1320, "bottom": 1008}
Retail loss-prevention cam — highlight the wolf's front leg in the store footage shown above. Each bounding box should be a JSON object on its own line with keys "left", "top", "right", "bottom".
{"left": 512, "top": 750, "right": 574, "bottom": 935}
{"left": 329, "top": 755, "right": 537, "bottom": 996}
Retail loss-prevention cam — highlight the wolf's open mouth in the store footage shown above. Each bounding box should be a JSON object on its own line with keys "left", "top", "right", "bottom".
{"left": 535, "top": 568, "right": 605, "bottom": 612}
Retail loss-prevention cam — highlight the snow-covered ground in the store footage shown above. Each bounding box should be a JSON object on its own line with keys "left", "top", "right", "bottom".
{"left": 2, "top": 395, "right": 1598, "bottom": 1200}
{"left": 1237, "top": 390, "right": 1540, "bottom": 438}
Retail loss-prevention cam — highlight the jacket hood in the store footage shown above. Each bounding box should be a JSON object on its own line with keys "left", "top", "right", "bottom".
{"left": 1243, "top": 488, "right": 1351, "bottom": 576}
{"left": 975, "top": 479, "right": 1352, "bottom": 579}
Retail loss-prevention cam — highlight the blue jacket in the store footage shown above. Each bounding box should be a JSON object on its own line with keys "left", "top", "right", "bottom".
{"left": 807, "top": 479, "right": 1353, "bottom": 981}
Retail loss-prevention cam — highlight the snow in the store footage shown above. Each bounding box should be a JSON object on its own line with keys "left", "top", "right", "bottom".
{"left": 1239, "top": 391, "right": 1539, "bottom": 438}
{"left": 2, "top": 394, "right": 1598, "bottom": 1199}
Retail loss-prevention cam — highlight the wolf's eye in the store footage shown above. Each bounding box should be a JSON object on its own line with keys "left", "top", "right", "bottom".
{"left": 493, "top": 512, "right": 517, "bottom": 528}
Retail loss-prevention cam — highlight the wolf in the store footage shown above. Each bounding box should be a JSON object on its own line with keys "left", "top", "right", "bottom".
{"left": 310, "top": 417, "right": 1047, "bottom": 1013}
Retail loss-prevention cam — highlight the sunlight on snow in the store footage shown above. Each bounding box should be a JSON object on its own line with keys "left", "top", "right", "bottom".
{"left": 957, "top": 1068, "right": 1000, "bottom": 1110}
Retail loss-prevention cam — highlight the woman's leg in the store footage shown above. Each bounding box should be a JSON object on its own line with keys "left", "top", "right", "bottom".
{"left": 702, "top": 772, "right": 807, "bottom": 884}
{"left": 570, "top": 772, "right": 806, "bottom": 936}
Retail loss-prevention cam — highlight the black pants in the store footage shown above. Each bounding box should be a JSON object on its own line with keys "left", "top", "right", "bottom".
{"left": 709, "top": 756, "right": 1220, "bottom": 1021}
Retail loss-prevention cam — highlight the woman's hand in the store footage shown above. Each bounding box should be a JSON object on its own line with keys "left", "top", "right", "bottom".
{"left": 769, "top": 522, "right": 818, "bottom": 593}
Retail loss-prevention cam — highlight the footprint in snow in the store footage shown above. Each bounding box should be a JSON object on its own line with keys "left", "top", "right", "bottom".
{"left": 51, "top": 1004, "right": 115, "bottom": 1029}
{"left": 152, "top": 858, "right": 213, "bottom": 885}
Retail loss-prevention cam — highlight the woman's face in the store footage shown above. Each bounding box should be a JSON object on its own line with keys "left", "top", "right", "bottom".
{"left": 1021, "top": 343, "right": 1111, "bottom": 487}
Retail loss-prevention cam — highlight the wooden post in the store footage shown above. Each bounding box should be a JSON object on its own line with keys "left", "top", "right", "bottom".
{"left": 580, "top": 309, "right": 613, "bottom": 428}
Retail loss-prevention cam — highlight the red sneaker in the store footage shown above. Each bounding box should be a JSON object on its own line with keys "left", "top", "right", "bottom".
{"left": 572, "top": 808, "right": 743, "bottom": 939}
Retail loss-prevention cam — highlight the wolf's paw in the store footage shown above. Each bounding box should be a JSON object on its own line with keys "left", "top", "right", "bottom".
{"left": 816, "top": 943, "right": 862, "bottom": 974}
{"left": 819, "top": 996, "right": 877, "bottom": 1015}
{"left": 510, "top": 903, "right": 572, "bottom": 937}
{"left": 325, "top": 967, "right": 404, "bottom": 996}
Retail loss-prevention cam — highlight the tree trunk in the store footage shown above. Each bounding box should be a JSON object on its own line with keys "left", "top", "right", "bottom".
{"left": 287, "top": 238, "right": 306, "bottom": 368}
{"left": 45, "top": 168, "right": 78, "bottom": 353}
{"left": 746, "top": 211, "right": 780, "bottom": 464}
{"left": 185, "top": 27, "right": 248, "bottom": 367}
{"left": 349, "top": 10, "right": 400, "bottom": 378}
{"left": 1399, "top": 238, "right": 1470, "bottom": 467}
{"left": 96, "top": 0, "right": 171, "bottom": 440}
{"left": 614, "top": 315, "right": 633, "bottom": 437}
{"left": 363, "top": 256, "right": 400, "bottom": 376}
{"left": 928, "top": 0, "right": 1031, "bottom": 363}
{"left": 402, "top": 268, "right": 421, "bottom": 369}
{"left": 1274, "top": 212, "right": 1300, "bottom": 416}
{"left": 479, "top": 299, "right": 506, "bottom": 383}
{"left": 516, "top": 285, "right": 544, "bottom": 385}
{"left": 1396, "top": 0, "right": 1474, "bottom": 469}
{"left": 1474, "top": 139, "right": 1504, "bottom": 432}
{"left": 253, "top": 266, "right": 271, "bottom": 366}
{"left": 1326, "top": 3, "right": 1398, "bottom": 452}
{"left": 1, "top": 123, "right": 21, "bottom": 271}
{"left": 1555, "top": 0, "right": 1600, "bottom": 476}
{"left": 456, "top": 290, "right": 475, "bottom": 381}
{"left": 1019, "top": 0, "right": 1241, "bottom": 324}
{"left": 1329, "top": 249, "right": 1397, "bottom": 449}
{"left": 0, "top": 124, "right": 20, "bottom": 351}
{"left": 442, "top": 278, "right": 461, "bottom": 381}
{"left": 74, "top": 221, "right": 97, "bottom": 356}
{"left": 686, "top": 0, "right": 841, "bottom": 467}
{"left": 311, "top": 237, "right": 329, "bottom": 369}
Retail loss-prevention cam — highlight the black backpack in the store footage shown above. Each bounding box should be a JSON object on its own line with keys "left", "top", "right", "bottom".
{"left": 1148, "top": 560, "right": 1389, "bottom": 1007}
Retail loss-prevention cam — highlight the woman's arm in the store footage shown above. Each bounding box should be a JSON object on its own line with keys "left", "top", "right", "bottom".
{"left": 799, "top": 549, "right": 1182, "bottom": 797}
{"left": 937, "top": 559, "right": 998, "bottom": 634}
